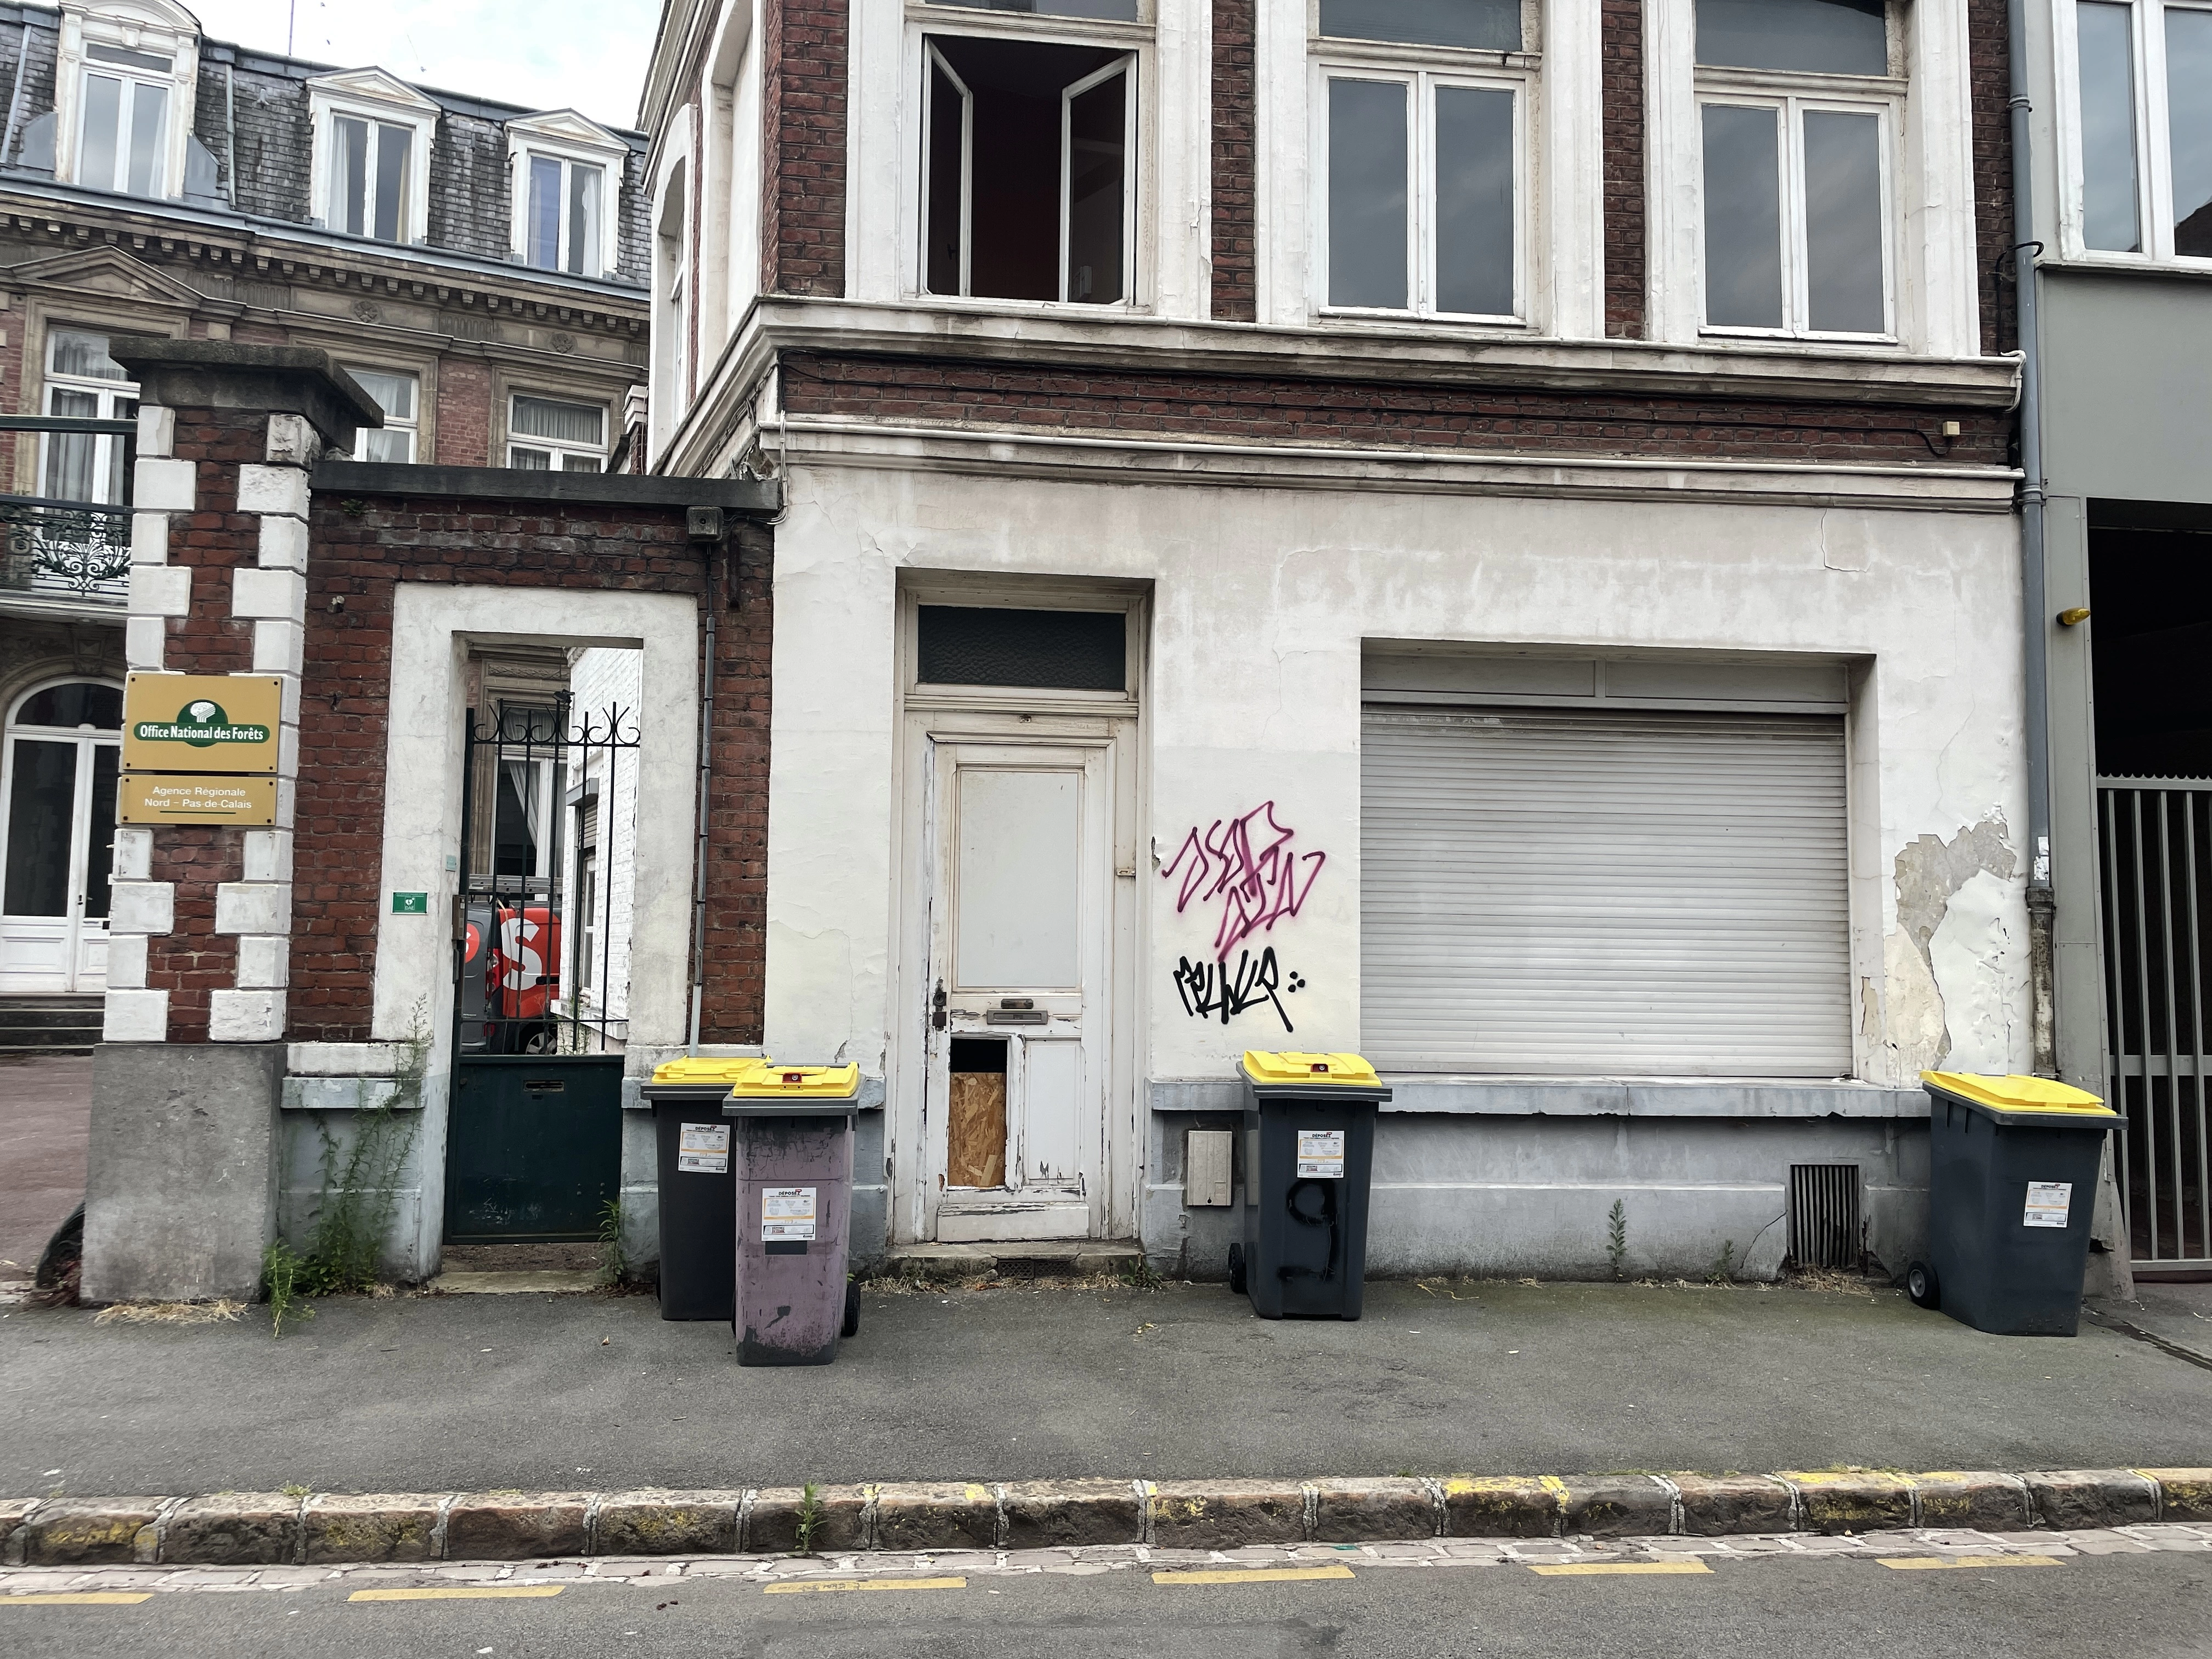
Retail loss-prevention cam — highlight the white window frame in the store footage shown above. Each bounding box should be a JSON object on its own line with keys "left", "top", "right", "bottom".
{"left": 54, "top": 0, "right": 199, "bottom": 200}
{"left": 1692, "top": 84, "right": 1901, "bottom": 343}
{"left": 907, "top": 10, "right": 1153, "bottom": 313}
{"left": 1309, "top": 54, "right": 1533, "bottom": 326}
{"left": 505, "top": 112, "right": 629, "bottom": 279}
{"left": 341, "top": 363, "right": 422, "bottom": 464}
{"left": 304, "top": 71, "right": 437, "bottom": 246}
{"left": 506, "top": 393, "right": 610, "bottom": 471}
{"left": 2053, "top": 0, "right": 2212, "bottom": 266}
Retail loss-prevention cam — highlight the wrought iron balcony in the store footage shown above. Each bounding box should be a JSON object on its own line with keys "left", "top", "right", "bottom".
{"left": 0, "top": 414, "right": 136, "bottom": 610}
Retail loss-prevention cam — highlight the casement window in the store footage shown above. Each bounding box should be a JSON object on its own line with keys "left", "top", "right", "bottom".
{"left": 509, "top": 395, "right": 607, "bottom": 471}
{"left": 40, "top": 330, "right": 137, "bottom": 505}
{"left": 2069, "top": 0, "right": 2212, "bottom": 260}
{"left": 77, "top": 42, "right": 172, "bottom": 196}
{"left": 922, "top": 36, "right": 1136, "bottom": 305}
{"left": 307, "top": 73, "right": 439, "bottom": 246}
{"left": 1313, "top": 0, "right": 1530, "bottom": 322}
{"left": 331, "top": 115, "right": 413, "bottom": 242}
{"left": 1694, "top": 0, "right": 1899, "bottom": 338}
{"left": 526, "top": 153, "right": 605, "bottom": 276}
{"left": 343, "top": 367, "right": 420, "bottom": 464}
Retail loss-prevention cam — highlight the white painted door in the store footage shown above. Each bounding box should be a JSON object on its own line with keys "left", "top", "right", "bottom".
{"left": 1, "top": 687, "right": 121, "bottom": 994}
{"left": 927, "top": 739, "right": 1114, "bottom": 1242}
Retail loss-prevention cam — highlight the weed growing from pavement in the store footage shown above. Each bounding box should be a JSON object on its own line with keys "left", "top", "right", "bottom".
{"left": 796, "top": 1483, "right": 823, "bottom": 1554}
{"left": 596, "top": 1198, "right": 629, "bottom": 1285}
{"left": 1606, "top": 1201, "right": 1628, "bottom": 1280}
{"left": 1705, "top": 1241, "right": 1738, "bottom": 1285}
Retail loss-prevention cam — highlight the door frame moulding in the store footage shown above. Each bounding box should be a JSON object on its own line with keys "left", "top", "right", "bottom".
{"left": 887, "top": 573, "right": 1149, "bottom": 1247}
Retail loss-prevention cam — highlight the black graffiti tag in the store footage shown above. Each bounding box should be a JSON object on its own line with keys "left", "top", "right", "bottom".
{"left": 1172, "top": 947, "right": 1306, "bottom": 1032}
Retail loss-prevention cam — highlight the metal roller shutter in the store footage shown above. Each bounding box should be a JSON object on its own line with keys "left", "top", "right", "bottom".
{"left": 1361, "top": 706, "right": 1852, "bottom": 1076}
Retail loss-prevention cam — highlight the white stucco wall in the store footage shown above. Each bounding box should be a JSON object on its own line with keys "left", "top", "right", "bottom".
{"left": 764, "top": 461, "right": 2032, "bottom": 1108}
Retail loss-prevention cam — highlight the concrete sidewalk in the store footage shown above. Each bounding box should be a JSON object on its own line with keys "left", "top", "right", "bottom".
{"left": 0, "top": 1054, "right": 90, "bottom": 1285}
{"left": 4, "top": 1276, "right": 2210, "bottom": 1500}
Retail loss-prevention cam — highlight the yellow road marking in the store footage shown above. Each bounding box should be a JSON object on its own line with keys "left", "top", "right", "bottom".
{"left": 1878, "top": 1556, "right": 2063, "bottom": 1571}
{"left": 1528, "top": 1561, "right": 1714, "bottom": 1577}
{"left": 1152, "top": 1566, "right": 1357, "bottom": 1585}
{"left": 1, "top": 1593, "right": 154, "bottom": 1605}
{"left": 764, "top": 1576, "right": 967, "bottom": 1595}
{"left": 348, "top": 1585, "right": 566, "bottom": 1602}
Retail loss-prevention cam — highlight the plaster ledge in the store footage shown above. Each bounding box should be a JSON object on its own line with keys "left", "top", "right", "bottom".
{"left": 1148, "top": 1076, "right": 1928, "bottom": 1119}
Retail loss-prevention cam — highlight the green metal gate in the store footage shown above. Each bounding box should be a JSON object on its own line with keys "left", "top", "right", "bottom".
{"left": 445, "top": 1056, "right": 624, "bottom": 1242}
{"left": 445, "top": 696, "right": 640, "bottom": 1243}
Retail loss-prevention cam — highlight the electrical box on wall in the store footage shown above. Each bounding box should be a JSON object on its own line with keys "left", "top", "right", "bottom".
{"left": 1186, "top": 1129, "right": 1234, "bottom": 1208}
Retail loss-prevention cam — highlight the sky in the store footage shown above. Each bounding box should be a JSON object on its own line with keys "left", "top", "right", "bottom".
{"left": 183, "top": 0, "right": 665, "bottom": 129}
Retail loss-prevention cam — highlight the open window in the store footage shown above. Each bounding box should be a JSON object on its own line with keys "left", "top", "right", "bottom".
{"left": 922, "top": 36, "right": 1135, "bottom": 305}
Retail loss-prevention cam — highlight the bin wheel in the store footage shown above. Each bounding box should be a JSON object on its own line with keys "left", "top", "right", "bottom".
{"left": 1227, "top": 1243, "right": 1247, "bottom": 1296}
{"left": 1906, "top": 1260, "right": 1940, "bottom": 1310}
{"left": 841, "top": 1280, "right": 860, "bottom": 1339}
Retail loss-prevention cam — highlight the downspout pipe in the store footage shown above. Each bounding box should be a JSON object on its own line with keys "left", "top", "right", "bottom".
{"left": 2010, "top": 0, "right": 2058, "bottom": 1077}
{"left": 688, "top": 534, "right": 718, "bottom": 1054}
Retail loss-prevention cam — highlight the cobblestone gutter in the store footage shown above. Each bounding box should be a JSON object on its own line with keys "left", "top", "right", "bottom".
{"left": 2, "top": 1469, "right": 2205, "bottom": 1567}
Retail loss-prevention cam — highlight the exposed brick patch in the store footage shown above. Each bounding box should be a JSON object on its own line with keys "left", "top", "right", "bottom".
{"left": 290, "top": 502, "right": 771, "bottom": 1044}
{"left": 777, "top": 352, "right": 2010, "bottom": 467}
{"left": 434, "top": 362, "right": 494, "bottom": 467}
{"left": 1968, "top": 0, "right": 2016, "bottom": 357}
{"left": 1211, "top": 0, "right": 1258, "bottom": 323}
{"left": 761, "top": 0, "right": 848, "bottom": 296}
{"left": 147, "top": 830, "right": 244, "bottom": 1043}
{"left": 1601, "top": 0, "right": 1646, "bottom": 340}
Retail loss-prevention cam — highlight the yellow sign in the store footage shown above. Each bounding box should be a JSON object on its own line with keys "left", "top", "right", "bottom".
{"left": 122, "top": 673, "right": 282, "bottom": 775}
{"left": 120, "top": 774, "right": 278, "bottom": 826}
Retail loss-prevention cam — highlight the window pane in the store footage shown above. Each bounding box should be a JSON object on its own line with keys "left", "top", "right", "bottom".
{"left": 82, "top": 744, "right": 118, "bottom": 921}
{"left": 1328, "top": 77, "right": 1409, "bottom": 308}
{"left": 1803, "top": 109, "right": 1886, "bottom": 332}
{"left": 103, "top": 400, "right": 134, "bottom": 505}
{"left": 928, "top": 0, "right": 1139, "bottom": 16}
{"left": 2078, "top": 1, "right": 2141, "bottom": 252}
{"left": 1696, "top": 0, "right": 1888, "bottom": 75}
{"left": 509, "top": 445, "right": 553, "bottom": 469}
{"left": 512, "top": 395, "right": 605, "bottom": 444}
{"left": 42, "top": 390, "right": 97, "bottom": 500}
{"left": 1065, "top": 67, "right": 1126, "bottom": 304}
{"left": 1434, "top": 84, "right": 1515, "bottom": 316}
{"left": 3, "top": 740, "right": 76, "bottom": 917}
{"left": 528, "top": 155, "right": 563, "bottom": 269}
{"left": 337, "top": 115, "right": 369, "bottom": 236}
{"left": 16, "top": 684, "right": 122, "bottom": 729}
{"left": 49, "top": 330, "right": 127, "bottom": 380}
{"left": 362, "top": 427, "right": 415, "bottom": 463}
{"left": 1701, "top": 103, "right": 1784, "bottom": 327}
{"left": 345, "top": 366, "right": 417, "bottom": 422}
{"left": 373, "top": 123, "right": 410, "bottom": 242}
{"left": 1319, "top": 0, "right": 1521, "bottom": 50}
{"left": 917, "top": 606, "right": 1127, "bottom": 690}
{"left": 558, "top": 454, "right": 603, "bottom": 472}
{"left": 927, "top": 60, "right": 967, "bottom": 294}
{"left": 2169, "top": 5, "right": 2212, "bottom": 256}
{"left": 80, "top": 73, "right": 121, "bottom": 190}
{"left": 567, "top": 162, "right": 601, "bottom": 275}
{"left": 126, "top": 80, "right": 166, "bottom": 195}
{"left": 87, "top": 43, "right": 172, "bottom": 71}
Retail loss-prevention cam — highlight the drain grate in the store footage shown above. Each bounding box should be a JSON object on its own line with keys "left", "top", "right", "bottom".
{"left": 1788, "top": 1164, "right": 1862, "bottom": 1269}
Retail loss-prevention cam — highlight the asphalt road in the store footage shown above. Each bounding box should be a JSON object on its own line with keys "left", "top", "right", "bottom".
{"left": 3, "top": 1548, "right": 2208, "bottom": 1659}
{"left": 5, "top": 1276, "right": 2211, "bottom": 1497}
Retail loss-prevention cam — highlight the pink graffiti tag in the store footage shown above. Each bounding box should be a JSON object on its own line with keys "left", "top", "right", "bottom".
{"left": 1161, "top": 801, "right": 1327, "bottom": 958}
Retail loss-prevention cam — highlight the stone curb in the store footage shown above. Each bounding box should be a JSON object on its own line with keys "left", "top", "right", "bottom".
{"left": 2, "top": 1469, "right": 2204, "bottom": 1567}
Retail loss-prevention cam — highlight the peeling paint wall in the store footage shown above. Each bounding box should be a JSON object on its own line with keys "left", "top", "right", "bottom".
{"left": 762, "top": 461, "right": 2027, "bottom": 1251}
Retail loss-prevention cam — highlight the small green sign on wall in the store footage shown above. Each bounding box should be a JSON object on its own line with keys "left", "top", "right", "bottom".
{"left": 391, "top": 891, "right": 430, "bottom": 915}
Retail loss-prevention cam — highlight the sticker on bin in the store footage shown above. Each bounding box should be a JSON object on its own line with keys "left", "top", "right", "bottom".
{"left": 677, "top": 1122, "right": 730, "bottom": 1175}
{"left": 1296, "top": 1130, "right": 1346, "bottom": 1179}
{"left": 763, "top": 1186, "right": 819, "bottom": 1243}
{"left": 2023, "top": 1181, "right": 2073, "bottom": 1229}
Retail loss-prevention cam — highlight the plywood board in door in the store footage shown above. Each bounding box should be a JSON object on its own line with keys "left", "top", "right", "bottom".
{"left": 947, "top": 1072, "right": 1007, "bottom": 1189}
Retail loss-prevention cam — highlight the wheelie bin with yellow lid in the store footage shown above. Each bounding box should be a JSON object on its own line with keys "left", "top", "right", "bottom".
{"left": 724, "top": 1061, "right": 863, "bottom": 1365}
{"left": 1908, "top": 1071, "right": 2120, "bottom": 1336}
{"left": 1230, "top": 1050, "right": 1393, "bottom": 1320}
{"left": 641, "top": 1057, "right": 765, "bottom": 1321}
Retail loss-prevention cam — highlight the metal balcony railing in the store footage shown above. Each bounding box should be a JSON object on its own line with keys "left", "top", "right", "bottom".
{"left": 0, "top": 415, "right": 136, "bottom": 607}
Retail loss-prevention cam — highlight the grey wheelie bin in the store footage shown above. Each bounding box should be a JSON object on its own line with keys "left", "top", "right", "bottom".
{"left": 641, "top": 1058, "right": 763, "bottom": 1321}
{"left": 726, "top": 1061, "right": 862, "bottom": 1365}
{"left": 1229, "top": 1050, "right": 1392, "bottom": 1321}
{"left": 1908, "top": 1071, "right": 2120, "bottom": 1336}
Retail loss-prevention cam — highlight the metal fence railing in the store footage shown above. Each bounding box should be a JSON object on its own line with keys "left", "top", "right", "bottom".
{"left": 2098, "top": 778, "right": 2212, "bottom": 1269}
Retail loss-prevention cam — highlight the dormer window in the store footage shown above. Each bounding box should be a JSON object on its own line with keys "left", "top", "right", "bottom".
{"left": 506, "top": 111, "right": 629, "bottom": 280}
{"left": 307, "top": 69, "right": 440, "bottom": 246}
{"left": 79, "top": 43, "right": 171, "bottom": 195}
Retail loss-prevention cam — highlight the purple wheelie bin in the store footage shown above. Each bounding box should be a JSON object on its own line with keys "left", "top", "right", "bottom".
{"left": 724, "top": 1062, "right": 862, "bottom": 1366}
